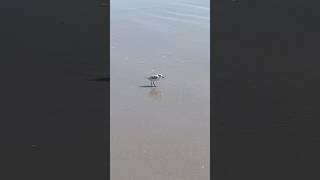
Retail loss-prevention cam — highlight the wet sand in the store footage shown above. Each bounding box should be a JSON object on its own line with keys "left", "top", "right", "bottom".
{"left": 111, "top": 0, "right": 210, "bottom": 179}
{"left": 0, "top": 1, "right": 108, "bottom": 179}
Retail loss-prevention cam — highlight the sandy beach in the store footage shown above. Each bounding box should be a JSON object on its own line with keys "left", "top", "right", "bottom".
{"left": 0, "top": 1, "right": 108, "bottom": 179}
{"left": 111, "top": 0, "right": 210, "bottom": 180}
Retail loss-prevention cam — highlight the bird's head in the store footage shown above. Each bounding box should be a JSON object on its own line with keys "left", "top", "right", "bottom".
{"left": 158, "top": 74, "right": 165, "bottom": 78}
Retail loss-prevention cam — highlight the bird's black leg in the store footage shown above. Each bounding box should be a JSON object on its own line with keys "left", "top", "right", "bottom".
{"left": 150, "top": 82, "right": 153, "bottom": 87}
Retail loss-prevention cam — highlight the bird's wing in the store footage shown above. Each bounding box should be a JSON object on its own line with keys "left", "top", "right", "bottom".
{"left": 147, "top": 75, "right": 158, "bottom": 80}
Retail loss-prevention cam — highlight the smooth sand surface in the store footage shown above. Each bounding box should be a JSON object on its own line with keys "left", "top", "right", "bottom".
{"left": 111, "top": 0, "right": 210, "bottom": 180}
{"left": 0, "top": 1, "right": 108, "bottom": 179}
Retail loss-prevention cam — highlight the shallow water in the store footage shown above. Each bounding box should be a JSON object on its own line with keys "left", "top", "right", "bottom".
{"left": 111, "top": 0, "right": 210, "bottom": 179}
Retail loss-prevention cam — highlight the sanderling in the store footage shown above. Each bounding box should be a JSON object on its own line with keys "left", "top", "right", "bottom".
{"left": 147, "top": 73, "right": 165, "bottom": 87}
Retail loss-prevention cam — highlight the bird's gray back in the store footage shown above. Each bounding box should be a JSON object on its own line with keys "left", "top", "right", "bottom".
{"left": 148, "top": 75, "right": 159, "bottom": 80}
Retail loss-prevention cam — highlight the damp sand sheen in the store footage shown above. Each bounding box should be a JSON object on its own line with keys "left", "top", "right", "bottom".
{"left": 111, "top": 0, "right": 210, "bottom": 179}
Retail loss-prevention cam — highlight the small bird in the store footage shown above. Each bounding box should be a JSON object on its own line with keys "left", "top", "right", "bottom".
{"left": 147, "top": 73, "right": 165, "bottom": 87}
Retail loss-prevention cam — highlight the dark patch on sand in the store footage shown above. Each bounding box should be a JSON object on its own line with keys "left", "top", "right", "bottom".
{"left": 139, "top": 85, "right": 157, "bottom": 88}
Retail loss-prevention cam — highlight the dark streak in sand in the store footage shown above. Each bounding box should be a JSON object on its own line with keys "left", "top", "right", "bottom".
{"left": 139, "top": 85, "right": 156, "bottom": 88}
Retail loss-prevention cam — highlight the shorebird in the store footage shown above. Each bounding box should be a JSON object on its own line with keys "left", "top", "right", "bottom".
{"left": 147, "top": 73, "right": 165, "bottom": 87}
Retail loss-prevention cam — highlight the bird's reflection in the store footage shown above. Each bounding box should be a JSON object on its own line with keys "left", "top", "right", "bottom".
{"left": 148, "top": 88, "right": 162, "bottom": 99}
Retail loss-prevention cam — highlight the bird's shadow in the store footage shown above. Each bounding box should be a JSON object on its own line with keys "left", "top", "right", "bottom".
{"left": 139, "top": 85, "right": 156, "bottom": 88}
